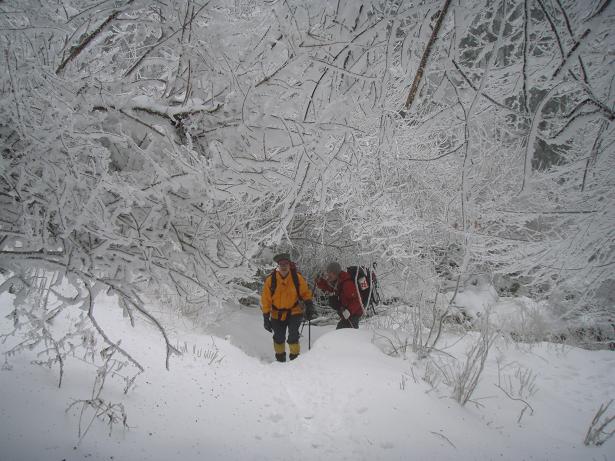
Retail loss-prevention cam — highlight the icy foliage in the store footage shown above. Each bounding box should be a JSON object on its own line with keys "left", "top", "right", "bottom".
{"left": 1, "top": 0, "right": 614, "bottom": 360}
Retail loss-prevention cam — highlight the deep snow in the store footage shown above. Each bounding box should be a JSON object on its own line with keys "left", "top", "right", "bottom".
{"left": 1, "top": 289, "right": 614, "bottom": 461}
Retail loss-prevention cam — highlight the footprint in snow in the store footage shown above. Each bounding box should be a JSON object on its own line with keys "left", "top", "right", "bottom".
{"left": 380, "top": 441, "right": 394, "bottom": 449}
{"left": 268, "top": 414, "right": 284, "bottom": 422}
{"left": 357, "top": 407, "right": 368, "bottom": 414}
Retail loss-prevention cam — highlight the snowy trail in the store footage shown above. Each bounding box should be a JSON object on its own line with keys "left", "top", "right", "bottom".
{"left": 204, "top": 303, "right": 337, "bottom": 363}
{"left": 1, "top": 293, "right": 614, "bottom": 460}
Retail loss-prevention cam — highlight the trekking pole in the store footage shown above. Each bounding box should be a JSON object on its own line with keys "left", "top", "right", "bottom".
{"left": 306, "top": 274, "right": 319, "bottom": 351}
{"left": 299, "top": 319, "right": 311, "bottom": 349}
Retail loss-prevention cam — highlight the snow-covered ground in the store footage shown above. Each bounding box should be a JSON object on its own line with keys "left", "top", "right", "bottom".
{"left": 1, "top": 289, "right": 614, "bottom": 461}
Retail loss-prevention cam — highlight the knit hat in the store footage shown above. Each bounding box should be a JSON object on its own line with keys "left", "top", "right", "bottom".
{"left": 273, "top": 253, "right": 291, "bottom": 264}
{"left": 326, "top": 261, "right": 342, "bottom": 274}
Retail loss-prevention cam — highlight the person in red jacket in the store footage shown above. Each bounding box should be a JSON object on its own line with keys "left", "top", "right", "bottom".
{"left": 316, "top": 262, "right": 363, "bottom": 329}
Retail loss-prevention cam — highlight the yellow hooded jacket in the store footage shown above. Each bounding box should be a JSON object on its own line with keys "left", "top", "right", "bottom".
{"left": 261, "top": 270, "right": 313, "bottom": 320}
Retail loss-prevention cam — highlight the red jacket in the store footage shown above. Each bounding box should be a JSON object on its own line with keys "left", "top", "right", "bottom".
{"left": 316, "top": 271, "right": 363, "bottom": 317}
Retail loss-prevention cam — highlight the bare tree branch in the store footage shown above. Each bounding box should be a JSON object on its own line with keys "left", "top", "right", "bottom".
{"left": 56, "top": 2, "right": 134, "bottom": 75}
{"left": 402, "top": 0, "right": 452, "bottom": 113}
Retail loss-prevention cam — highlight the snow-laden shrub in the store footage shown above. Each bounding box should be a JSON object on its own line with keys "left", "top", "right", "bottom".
{"left": 490, "top": 297, "right": 557, "bottom": 342}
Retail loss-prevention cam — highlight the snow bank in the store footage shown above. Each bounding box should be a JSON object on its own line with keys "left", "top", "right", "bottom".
{"left": 452, "top": 281, "right": 499, "bottom": 318}
{"left": 1, "top": 293, "right": 614, "bottom": 460}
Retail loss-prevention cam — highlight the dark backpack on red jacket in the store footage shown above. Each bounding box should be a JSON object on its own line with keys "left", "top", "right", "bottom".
{"left": 346, "top": 265, "right": 380, "bottom": 314}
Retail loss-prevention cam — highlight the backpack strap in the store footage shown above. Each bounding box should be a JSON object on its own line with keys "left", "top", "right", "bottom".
{"left": 269, "top": 270, "right": 277, "bottom": 296}
{"left": 269, "top": 268, "right": 303, "bottom": 302}
{"left": 290, "top": 268, "right": 303, "bottom": 302}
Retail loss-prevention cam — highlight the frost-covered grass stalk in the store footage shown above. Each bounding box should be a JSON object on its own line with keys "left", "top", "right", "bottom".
{"left": 584, "top": 400, "right": 615, "bottom": 447}
{"left": 66, "top": 349, "right": 129, "bottom": 442}
{"left": 441, "top": 316, "right": 495, "bottom": 406}
{"left": 495, "top": 360, "right": 538, "bottom": 423}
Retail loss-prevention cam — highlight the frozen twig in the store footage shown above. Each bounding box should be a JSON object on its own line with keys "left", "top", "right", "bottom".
{"left": 402, "top": 0, "right": 452, "bottom": 114}
{"left": 430, "top": 431, "right": 456, "bottom": 449}
{"left": 56, "top": 3, "right": 133, "bottom": 75}
{"left": 86, "top": 285, "right": 144, "bottom": 375}
{"left": 494, "top": 383, "right": 534, "bottom": 423}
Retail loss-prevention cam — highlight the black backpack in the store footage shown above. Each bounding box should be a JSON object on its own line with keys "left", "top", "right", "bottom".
{"left": 346, "top": 265, "right": 380, "bottom": 313}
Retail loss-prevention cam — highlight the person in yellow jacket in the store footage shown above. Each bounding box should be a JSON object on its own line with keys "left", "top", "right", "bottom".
{"left": 261, "top": 253, "right": 315, "bottom": 362}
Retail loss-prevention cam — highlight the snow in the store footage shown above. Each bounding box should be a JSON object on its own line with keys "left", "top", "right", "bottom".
{"left": 452, "top": 281, "right": 499, "bottom": 318}
{"left": 1, "top": 289, "right": 615, "bottom": 461}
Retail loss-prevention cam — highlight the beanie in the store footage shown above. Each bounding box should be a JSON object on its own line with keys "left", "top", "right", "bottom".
{"left": 326, "top": 261, "right": 342, "bottom": 274}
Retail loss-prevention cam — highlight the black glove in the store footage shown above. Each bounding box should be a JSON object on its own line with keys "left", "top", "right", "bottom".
{"left": 328, "top": 295, "right": 341, "bottom": 311}
{"left": 304, "top": 300, "right": 316, "bottom": 321}
{"left": 263, "top": 314, "right": 272, "bottom": 332}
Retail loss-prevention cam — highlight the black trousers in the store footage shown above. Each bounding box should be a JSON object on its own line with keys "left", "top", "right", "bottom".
{"left": 336, "top": 315, "right": 361, "bottom": 330}
{"left": 272, "top": 313, "right": 303, "bottom": 344}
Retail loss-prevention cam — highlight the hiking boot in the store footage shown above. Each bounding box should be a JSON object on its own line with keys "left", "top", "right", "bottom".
{"left": 275, "top": 353, "right": 286, "bottom": 362}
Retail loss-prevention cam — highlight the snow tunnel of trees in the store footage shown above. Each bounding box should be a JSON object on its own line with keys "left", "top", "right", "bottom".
{"left": 1, "top": 0, "right": 614, "bottom": 366}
